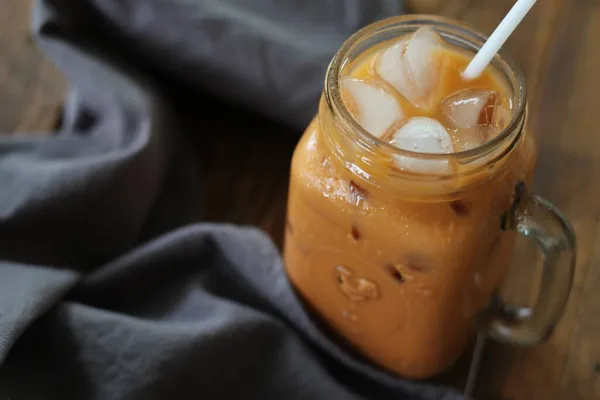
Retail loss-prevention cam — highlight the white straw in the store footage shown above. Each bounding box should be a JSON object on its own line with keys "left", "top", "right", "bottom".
{"left": 462, "top": 0, "right": 537, "bottom": 80}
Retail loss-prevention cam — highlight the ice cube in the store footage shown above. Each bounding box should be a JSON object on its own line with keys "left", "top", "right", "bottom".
{"left": 390, "top": 117, "right": 454, "bottom": 173}
{"left": 494, "top": 105, "right": 512, "bottom": 128}
{"left": 376, "top": 27, "right": 446, "bottom": 110}
{"left": 452, "top": 127, "right": 489, "bottom": 152}
{"left": 341, "top": 78, "right": 403, "bottom": 138}
{"left": 441, "top": 89, "right": 499, "bottom": 129}
{"left": 441, "top": 89, "right": 501, "bottom": 151}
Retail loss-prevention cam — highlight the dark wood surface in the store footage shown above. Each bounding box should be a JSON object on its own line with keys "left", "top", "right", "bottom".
{"left": 0, "top": 0, "right": 65, "bottom": 133}
{"left": 3, "top": 0, "right": 600, "bottom": 399}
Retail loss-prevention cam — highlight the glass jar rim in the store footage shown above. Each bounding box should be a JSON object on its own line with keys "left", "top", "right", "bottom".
{"left": 323, "top": 14, "right": 527, "bottom": 163}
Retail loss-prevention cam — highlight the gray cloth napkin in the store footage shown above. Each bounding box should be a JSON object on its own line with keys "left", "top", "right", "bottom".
{"left": 0, "top": 1, "right": 462, "bottom": 399}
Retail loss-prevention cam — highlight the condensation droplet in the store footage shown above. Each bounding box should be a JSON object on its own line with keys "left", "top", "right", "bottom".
{"left": 448, "top": 221, "right": 455, "bottom": 233}
{"left": 335, "top": 265, "right": 379, "bottom": 301}
{"left": 351, "top": 226, "right": 361, "bottom": 240}
{"left": 385, "top": 264, "right": 405, "bottom": 283}
{"left": 341, "top": 310, "right": 359, "bottom": 322}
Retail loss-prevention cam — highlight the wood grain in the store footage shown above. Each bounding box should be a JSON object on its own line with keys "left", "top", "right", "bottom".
{"left": 435, "top": 1, "right": 599, "bottom": 399}
{"left": 3, "top": 0, "right": 600, "bottom": 399}
{"left": 188, "top": 99, "right": 297, "bottom": 249}
{"left": 0, "top": 0, "right": 65, "bottom": 133}
{"left": 545, "top": 2, "right": 600, "bottom": 399}
{"left": 412, "top": 1, "right": 600, "bottom": 399}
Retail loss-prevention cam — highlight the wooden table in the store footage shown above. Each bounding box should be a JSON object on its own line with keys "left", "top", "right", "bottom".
{"left": 3, "top": 0, "right": 599, "bottom": 399}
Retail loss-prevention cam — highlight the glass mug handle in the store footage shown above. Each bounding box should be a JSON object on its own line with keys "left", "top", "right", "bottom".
{"left": 488, "top": 183, "right": 576, "bottom": 345}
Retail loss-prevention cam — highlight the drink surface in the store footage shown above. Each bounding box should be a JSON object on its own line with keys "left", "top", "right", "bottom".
{"left": 341, "top": 30, "right": 512, "bottom": 150}
{"left": 284, "top": 26, "right": 537, "bottom": 378}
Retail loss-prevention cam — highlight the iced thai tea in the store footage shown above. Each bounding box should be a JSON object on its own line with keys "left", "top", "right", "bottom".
{"left": 284, "top": 18, "right": 551, "bottom": 379}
